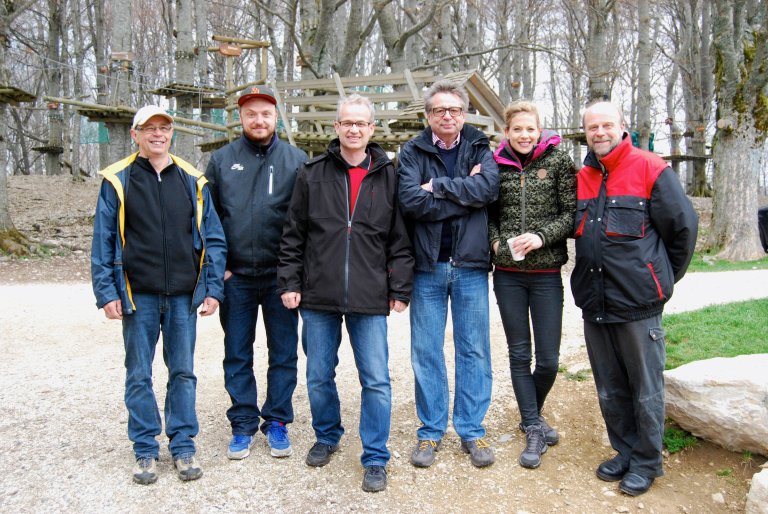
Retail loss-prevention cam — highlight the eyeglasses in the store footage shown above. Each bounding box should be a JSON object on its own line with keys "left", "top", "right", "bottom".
{"left": 136, "top": 125, "right": 173, "bottom": 134}
{"left": 338, "top": 120, "right": 372, "bottom": 130}
{"left": 430, "top": 107, "right": 463, "bottom": 118}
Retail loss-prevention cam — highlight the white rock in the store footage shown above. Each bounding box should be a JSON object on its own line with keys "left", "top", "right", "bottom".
{"left": 664, "top": 354, "right": 768, "bottom": 455}
{"left": 711, "top": 492, "right": 725, "bottom": 504}
{"left": 747, "top": 468, "right": 768, "bottom": 514}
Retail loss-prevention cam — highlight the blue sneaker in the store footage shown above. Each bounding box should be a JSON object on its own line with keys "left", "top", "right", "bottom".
{"left": 227, "top": 434, "right": 255, "bottom": 460}
{"left": 266, "top": 421, "right": 292, "bottom": 458}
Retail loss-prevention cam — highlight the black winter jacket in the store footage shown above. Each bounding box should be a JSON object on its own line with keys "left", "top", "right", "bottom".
{"left": 571, "top": 135, "right": 698, "bottom": 323}
{"left": 397, "top": 125, "right": 499, "bottom": 271}
{"left": 205, "top": 134, "right": 308, "bottom": 277}
{"left": 277, "top": 140, "right": 414, "bottom": 315}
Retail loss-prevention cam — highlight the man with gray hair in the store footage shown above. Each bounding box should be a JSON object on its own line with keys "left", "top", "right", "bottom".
{"left": 398, "top": 80, "right": 499, "bottom": 468}
{"left": 278, "top": 94, "right": 414, "bottom": 492}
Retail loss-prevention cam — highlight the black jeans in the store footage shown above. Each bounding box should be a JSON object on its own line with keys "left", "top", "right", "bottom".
{"left": 584, "top": 315, "right": 666, "bottom": 478}
{"left": 493, "top": 270, "right": 563, "bottom": 427}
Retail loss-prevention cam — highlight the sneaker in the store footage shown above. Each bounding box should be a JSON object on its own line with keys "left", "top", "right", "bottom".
{"left": 410, "top": 439, "right": 441, "bottom": 468}
{"left": 132, "top": 457, "right": 158, "bottom": 485}
{"left": 266, "top": 421, "right": 292, "bottom": 458}
{"left": 361, "top": 465, "right": 387, "bottom": 492}
{"left": 461, "top": 438, "right": 495, "bottom": 468}
{"left": 518, "top": 415, "right": 559, "bottom": 446}
{"left": 519, "top": 424, "right": 548, "bottom": 469}
{"left": 305, "top": 442, "right": 339, "bottom": 467}
{"left": 173, "top": 454, "right": 203, "bottom": 481}
{"left": 227, "top": 434, "right": 256, "bottom": 460}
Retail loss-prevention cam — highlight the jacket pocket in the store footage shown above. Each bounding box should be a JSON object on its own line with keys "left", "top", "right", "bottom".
{"left": 574, "top": 201, "right": 588, "bottom": 238}
{"left": 606, "top": 197, "right": 646, "bottom": 237}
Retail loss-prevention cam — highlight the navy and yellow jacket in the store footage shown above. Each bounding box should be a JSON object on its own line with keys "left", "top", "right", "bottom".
{"left": 571, "top": 134, "right": 697, "bottom": 323}
{"left": 91, "top": 152, "right": 227, "bottom": 314}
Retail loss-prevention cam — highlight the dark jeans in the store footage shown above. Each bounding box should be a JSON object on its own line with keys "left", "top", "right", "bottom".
{"left": 584, "top": 315, "right": 666, "bottom": 478}
{"left": 493, "top": 270, "right": 563, "bottom": 427}
{"left": 220, "top": 273, "right": 299, "bottom": 435}
{"left": 122, "top": 293, "right": 198, "bottom": 459}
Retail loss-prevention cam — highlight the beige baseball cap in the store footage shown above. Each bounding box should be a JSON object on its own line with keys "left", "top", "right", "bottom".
{"left": 132, "top": 106, "right": 174, "bottom": 129}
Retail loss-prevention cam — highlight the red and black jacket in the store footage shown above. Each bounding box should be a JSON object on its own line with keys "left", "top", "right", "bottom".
{"left": 571, "top": 134, "right": 698, "bottom": 323}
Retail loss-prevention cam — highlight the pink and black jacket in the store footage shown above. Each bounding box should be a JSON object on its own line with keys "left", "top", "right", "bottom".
{"left": 571, "top": 134, "right": 698, "bottom": 323}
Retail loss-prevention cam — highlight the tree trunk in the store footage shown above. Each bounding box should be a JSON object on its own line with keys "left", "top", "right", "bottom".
{"left": 175, "top": 0, "right": 195, "bottom": 159}
{"left": 438, "top": 6, "right": 452, "bottom": 75}
{"left": 106, "top": 0, "right": 133, "bottom": 164}
{"left": 635, "top": 0, "right": 652, "bottom": 150}
{"left": 89, "top": 0, "right": 109, "bottom": 170}
{"left": 708, "top": 0, "right": 766, "bottom": 260}
{"left": 46, "top": 0, "right": 64, "bottom": 175}
{"left": 0, "top": 0, "right": 37, "bottom": 248}
{"left": 585, "top": 0, "right": 614, "bottom": 101}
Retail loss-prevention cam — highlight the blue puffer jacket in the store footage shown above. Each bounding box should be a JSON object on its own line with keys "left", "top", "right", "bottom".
{"left": 397, "top": 124, "right": 499, "bottom": 271}
{"left": 91, "top": 152, "right": 227, "bottom": 314}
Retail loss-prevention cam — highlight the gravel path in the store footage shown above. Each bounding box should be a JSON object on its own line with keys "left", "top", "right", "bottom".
{"left": 0, "top": 269, "right": 764, "bottom": 513}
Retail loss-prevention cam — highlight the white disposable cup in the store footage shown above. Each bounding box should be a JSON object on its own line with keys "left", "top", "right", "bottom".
{"left": 507, "top": 237, "right": 525, "bottom": 261}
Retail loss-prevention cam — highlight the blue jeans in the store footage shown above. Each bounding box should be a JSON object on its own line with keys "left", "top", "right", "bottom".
{"left": 220, "top": 273, "right": 298, "bottom": 435}
{"left": 300, "top": 308, "right": 392, "bottom": 467}
{"left": 493, "top": 270, "right": 563, "bottom": 427}
{"left": 410, "top": 263, "right": 492, "bottom": 441}
{"left": 122, "top": 293, "right": 198, "bottom": 459}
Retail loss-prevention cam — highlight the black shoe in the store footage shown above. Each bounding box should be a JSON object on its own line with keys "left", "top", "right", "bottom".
{"left": 596, "top": 456, "right": 629, "bottom": 482}
{"left": 305, "top": 442, "right": 339, "bottom": 467}
{"left": 519, "top": 416, "right": 559, "bottom": 446}
{"left": 619, "top": 472, "right": 655, "bottom": 496}
{"left": 519, "top": 425, "right": 547, "bottom": 469}
{"left": 361, "top": 465, "right": 387, "bottom": 492}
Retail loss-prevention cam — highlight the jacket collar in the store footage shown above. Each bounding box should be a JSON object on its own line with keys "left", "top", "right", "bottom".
{"left": 583, "top": 132, "right": 632, "bottom": 171}
{"left": 494, "top": 129, "right": 561, "bottom": 169}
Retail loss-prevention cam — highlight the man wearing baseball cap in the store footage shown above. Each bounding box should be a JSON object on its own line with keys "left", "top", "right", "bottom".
{"left": 91, "top": 105, "right": 227, "bottom": 484}
{"left": 205, "top": 85, "right": 307, "bottom": 460}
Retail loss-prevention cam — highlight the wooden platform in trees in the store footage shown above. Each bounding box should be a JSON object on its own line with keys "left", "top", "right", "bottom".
{"left": 200, "top": 68, "right": 505, "bottom": 154}
{"left": 0, "top": 85, "right": 36, "bottom": 105}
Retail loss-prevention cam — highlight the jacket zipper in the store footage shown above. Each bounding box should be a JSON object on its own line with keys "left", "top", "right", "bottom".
{"left": 268, "top": 165, "right": 274, "bottom": 195}
{"left": 157, "top": 171, "right": 170, "bottom": 295}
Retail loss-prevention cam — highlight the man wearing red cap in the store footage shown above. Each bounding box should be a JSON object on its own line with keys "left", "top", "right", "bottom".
{"left": 92, "top": 106, "right": 227, "bottom": 484}
{"left": 205, "top": 86, "right": 308, "bottom": 461}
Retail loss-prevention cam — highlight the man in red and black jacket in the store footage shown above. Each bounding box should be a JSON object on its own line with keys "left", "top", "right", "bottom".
{"left": 572, "top": 102, "right": 697, "bottom": 497}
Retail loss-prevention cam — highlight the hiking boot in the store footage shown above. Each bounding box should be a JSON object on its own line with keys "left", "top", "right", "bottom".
{"left": 410, "top": 439, "right": 441, "bottom": 468}
{"left": 305, "top": 442, "right": 339, "bottom": 467}
{"left": 266, "top": 421, "right": 292, "bottom": 458}
{"left": 132, "top": 457, "right": 158, "bottom": 485}
{"left": 519, "top": 415, "right": 559, "bottom": 446}
{"left": 619, "top": 472, "right": 655, "bottom": 496}
{"left": 596, "top": 455, "right": 629, "bottom": 482}
{"left": 519, "top": 424, "right": 548, "bottom": 469}
{"left": 173, "top": 454, "right": 203, "bottom": 481}
{"left": 461, "top": 438, "right": 495, "bottom": 468}
{"left": 361, "top": 465, "right": 387, "bottom": 492}
{"left": 227, "top": 434, "right": 256, "bottom": 460}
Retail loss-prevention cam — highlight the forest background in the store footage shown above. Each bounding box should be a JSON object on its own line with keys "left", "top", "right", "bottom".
{"left": 0, "top": 0, "right": 766, "bottom": 261}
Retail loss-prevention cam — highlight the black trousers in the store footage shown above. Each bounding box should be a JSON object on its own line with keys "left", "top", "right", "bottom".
{"left": 584, "top": 315, "right": 666, "bottom": 478}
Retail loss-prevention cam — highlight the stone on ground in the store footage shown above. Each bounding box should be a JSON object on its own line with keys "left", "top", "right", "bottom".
{"left": 664, "top": 354, "right": 768, "bottom": 455}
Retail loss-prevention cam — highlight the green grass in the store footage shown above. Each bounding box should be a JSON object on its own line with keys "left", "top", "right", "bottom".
{"left": 663, "top": 299, "right": 768, "bottom": 369}
{"left": 663, "top": 424, "right": 699, "bottom": 453}
{"left": 687, "top": 252, "right": 768, "bottom": 272}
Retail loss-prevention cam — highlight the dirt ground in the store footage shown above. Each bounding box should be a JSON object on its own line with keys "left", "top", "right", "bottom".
{"left": 0, "top": 175, "right": 764, "bottom": 513}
